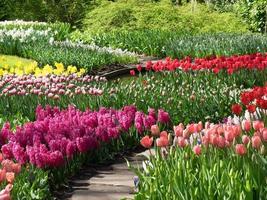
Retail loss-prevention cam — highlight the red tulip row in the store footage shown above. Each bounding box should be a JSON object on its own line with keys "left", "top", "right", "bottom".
{"left": 131, "top": 53, "right": 267, "bottom": 75}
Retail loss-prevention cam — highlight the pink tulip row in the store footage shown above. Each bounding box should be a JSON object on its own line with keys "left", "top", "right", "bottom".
{"left": 141, "top": 119, "right": 266, "bottom": 156}
{"left": 0, "top": 74, "right": 106, "bottom": 98}
{"left": 0, "top": 105, "right": 170, "bottom": 168}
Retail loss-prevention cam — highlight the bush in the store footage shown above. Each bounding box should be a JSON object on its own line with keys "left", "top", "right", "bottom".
{"left": 0, "top": 0, "right": 96, "bottom": 27}
{"left": 82, "top": 0, "right": 248, "bottom": 34}
{"left": 235, "top": 0, "right": 267, "bottom": 33}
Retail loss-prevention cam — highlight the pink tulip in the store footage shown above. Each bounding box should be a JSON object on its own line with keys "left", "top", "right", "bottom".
{"left": 233, "top": 125, "right": 241, "bottom": 137}
{"left": 262, "top": 128, "right": 267, "bottom": 142}
{"left": 242, "top": 120, "right": 251, "bottom": 132}
{"left": 177, "top": 137, "right": 187, "bottom": 148}
{"left": 188, "top": 124, "right": 198, "bottom": 134}
{"left": 217, "top": 136, "right": 225, "bottom": 148}
{"left": 140, "top": 136, "right": 153, "bottom": 149}
{"left": 252, "top": 135, "right": 262, "bottom": 149}
{"left": 235, "top": 144, "right": 247, "bottom": 156}
{"left": 242, "top": 135, "right": 250, "bottom": 145}
{"left": 253, "top": 121, "right": 264, "bottom": 131}
{"left": 156, "top": 136, "right": 169, "bottom": 148}
{"left": 151, "top": 125, "right": 160, "bottom": 136}
{"left": 224, "top": 130, "right": 234, "bottom": 142}
{"left": 160, "top": 131, "right": 168, "bottom": 139}
{"left": 193, "top": 145, "right": 201, "bottom": 156}
{"left": 174, "top": 125, "right": 183, "bottom": 137}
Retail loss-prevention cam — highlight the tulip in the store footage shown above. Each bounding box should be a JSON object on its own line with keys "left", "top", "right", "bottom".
{"left": 174, "top": 125, "right": 183, "bottom": 137}
{"left": 0, "top": 169, "right": 6, "bottom": 183}
{"left": 130, "top": 70, "right": 135, "bottom": 76}
{"left": 5, "top": 172, "right": 14, "bottom": 184}
{"left": 156, "top": 136, "right": 169, "bottom": 148}
{"left": 151, "top": 125, "right": 160, "bottom": 136}
{"left": 160, "top": 131, "right": 168, "bottom": 139}
{"left": 225, "top": 130, "right": 234, "bottom": 142}
{"left": 262, "top": 128, "right": 267, "bottom": 142}
{"left": 177, "top": 137, "right": 187, "bottom": 148}
{"left": 193, "top": 145, "right": 201, "bottom": 156}
{"left": 242, "top": 135, "right": 250, "bottom": 145}
{"left": 253, "top": 121, "right": 264, "bottom": 131}
{"left": 242, "top": 120, "right": 251, "bottom": 132}
{"left": 246, "top": 104, "right": 256, "bottom": 113}
{"left": 231, "top": 104, "right": 242, "bottom": 116}
{"left": 235, "top": 144, "right": 247, "bottom": 156}
{"left": 0, "top": 184, "right": 12, "bottom": 200}
{"left": 252, "top": 135, "right": 262, "bottom": 149}
{"left": 140, "top": 136, "right": 153, "bottom": 149}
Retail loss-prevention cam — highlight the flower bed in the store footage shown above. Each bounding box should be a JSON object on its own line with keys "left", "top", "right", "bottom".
{"left": 0, "top": 21, "right": 137, "bottom": 73}
{"left": 136, "top": 115, "right": 267, "bottom": 199}
{"left": 0, "top": 104, "right": 169, "bottom": 198}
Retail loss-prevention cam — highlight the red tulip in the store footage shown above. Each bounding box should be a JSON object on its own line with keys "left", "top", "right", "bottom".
{"left": 130, "top": 70, "right": 135, "bottom": 76}
{"left": 246, "top": 104, "right": 256, "bottom": 113}
{"left": 231, "top": 104, "right": 242, "bottom": 116}
{"left": 136, "top": 65, "right": 142, "bottom": 72}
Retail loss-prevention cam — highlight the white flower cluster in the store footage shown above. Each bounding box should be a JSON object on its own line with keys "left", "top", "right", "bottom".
{"left": 51, "top": 40, "right": 137, "bottom": 57}
{"left": 0, "top": 28, "right": 55, "bottom": 43}
{"left": 0, "top": 20, "right": 47, "bottom": 27}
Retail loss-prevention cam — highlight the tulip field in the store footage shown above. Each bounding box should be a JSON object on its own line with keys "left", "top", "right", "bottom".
{"left": 0, "top": 19, "right": 266, "bottom": 200}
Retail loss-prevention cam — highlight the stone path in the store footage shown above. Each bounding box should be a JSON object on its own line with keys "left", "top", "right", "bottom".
{"left": 61, "top": 151, "right": 147, "bottom": 200}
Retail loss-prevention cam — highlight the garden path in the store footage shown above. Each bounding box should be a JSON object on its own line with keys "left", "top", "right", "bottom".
{"left": 61, "top": 150, "right": 149, "bottom": 200}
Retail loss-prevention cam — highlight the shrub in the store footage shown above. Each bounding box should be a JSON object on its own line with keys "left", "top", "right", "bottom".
{"left": 82, "top": 0, "right": 248, "bottom": 34}
{"left": 235, "top": 0, "right": 267, "bottom": 33}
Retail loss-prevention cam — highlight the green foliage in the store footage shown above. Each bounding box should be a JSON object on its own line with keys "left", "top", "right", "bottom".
{"left": 82, "top": 0, "right": 248, "bottom": 34}
{"left": 11, "top": 166, "right": 50, "bottom": 200}
{"left": 76, "top": 30, "right": 181, "bottom": 57}
{"left": 165, "top": 33, "right": 267, "bottom": 59}
{"left": 236, "top": 0, "right": 267, "bottom": 33}
{"left": 73, "top": 31, "right": 267, "bottom": 58}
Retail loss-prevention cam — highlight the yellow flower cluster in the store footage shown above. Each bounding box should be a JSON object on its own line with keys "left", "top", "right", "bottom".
{"left": 0, "top": 59, "right": 86, "bottom": 77}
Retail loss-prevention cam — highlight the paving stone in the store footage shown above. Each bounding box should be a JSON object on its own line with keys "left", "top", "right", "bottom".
{"left": 65, "top": 152, "right": 147, "bottom": 200}
{"left": 89, "top": 173, "right": 135, "bottom": 187}
{"left": 70, "top": 190, "right": 133, "bottom": 200}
